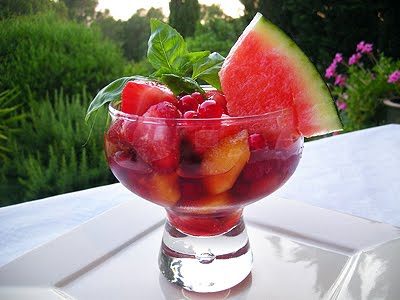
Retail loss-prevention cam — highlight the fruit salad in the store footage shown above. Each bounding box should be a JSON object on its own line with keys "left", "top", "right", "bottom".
{"left": 105, "top": 80, "right": 302, "bottom": 235}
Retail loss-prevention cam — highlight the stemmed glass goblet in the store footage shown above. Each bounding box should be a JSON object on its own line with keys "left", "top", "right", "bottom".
{"left": 104, "top": 102, "right": 303, "bottom": 292}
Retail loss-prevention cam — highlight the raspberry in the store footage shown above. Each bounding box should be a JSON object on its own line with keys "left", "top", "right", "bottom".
{"left": 145, "top": 101, "right": 181, "bottom": 118}
{"left": 124, "top": 101, "right": 181, "bottom": 172}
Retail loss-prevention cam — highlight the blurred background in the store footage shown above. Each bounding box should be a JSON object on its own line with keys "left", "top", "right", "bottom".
{"left": 1, "top": 0, "right": 399, "bottom": 206}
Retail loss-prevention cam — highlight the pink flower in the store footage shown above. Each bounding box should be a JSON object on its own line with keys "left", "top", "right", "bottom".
{"left": 388, "top": 70, "right": 400, "bottom": 83}
{"left": 325, "top": 62, "right": 337, "bottom": 78}
{"left": 334, "top": 53, "right": 343, "bottom": 63}
{"left": 348, "top": 53, "right": 362, "bottom": 65}
{"left": 336, "top": 100, "right": 347, "bottom": 111}
{"left": 362, "top": 43, "right": 373, "bottom": 54}
{"left": 334, "top": 74, "right": 347, "bottom": 87}
{"left": 356, "top": 41, "right": 373, "bottom": 54}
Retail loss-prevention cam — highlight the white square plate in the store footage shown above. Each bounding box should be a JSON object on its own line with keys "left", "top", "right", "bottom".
{"left": 1, "top": 198, "right": 399, "bottom": 299}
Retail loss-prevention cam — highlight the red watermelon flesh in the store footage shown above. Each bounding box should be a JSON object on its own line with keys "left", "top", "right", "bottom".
{"left": 219, "top": 13, "right": 342, "bottom": 137}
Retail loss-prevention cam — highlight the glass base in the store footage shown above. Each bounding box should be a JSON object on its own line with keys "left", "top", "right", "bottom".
{"left": 158, "top": 218, "right": 253, "bottom": 293}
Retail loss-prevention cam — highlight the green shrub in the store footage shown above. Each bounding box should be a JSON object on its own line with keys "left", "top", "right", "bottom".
{"left": 123, "top": 59, "right": 154, "bottom": 76}
{"left": 0, "top": 89, "right": 25, "bottom": 161}
{"left": 0, "top": 13, "right": 126, "bottom": 99}
{"left": 0, "top": 0, "right": 67, "bottom": 20}
{"left": 0, "top": 89, "right": 115, "bottom": 206}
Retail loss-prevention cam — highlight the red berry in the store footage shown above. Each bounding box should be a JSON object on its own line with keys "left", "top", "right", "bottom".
{"left": 145, "top": 101, "right": 181, "bottom": 119}
{"left": 198, "top": 100, "right": 223, "bottom": 118}
{"left": 179, "top": 95, "right": 198, "bottom": 113}
{"left": 205, "top": 90, "right": 227, "bottom": 112}
{"left": 123, "top": 101, "right": 181, "bottom": 172}
{"left": 183, "top": 110, "right": 199, "bottom": 118}
{"left": 191, "top": 92, "right": 204, "bottom": 104}
{"left": 121, "top": 80, "right": 178, "bottom": 115}
{"left": 107, "top": 119, "right": 124, "bottom": 144}
{"left": 248, "top": 133, "right": 266, "bottom": 150}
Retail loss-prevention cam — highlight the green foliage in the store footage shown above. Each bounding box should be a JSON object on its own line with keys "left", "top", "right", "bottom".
{"left": 121, "top": 8, "right": 165, "bottom": 61}
{"left": 123, "top": 60, "right": 155, "bottom": 76}
{"left": 330, "top": 54, "right": 400, "bottom": 131}
{"left": 0, "top": 13, "right": 125, "bottom": 98}
{"left": 187, "top": 16, "right": 245, "bottom": 57}
{"left": 92, "top": 10, "right": 125, "bottom": 47}
{"left": 169, "top": 0, "right": 200, "bottom": 38}
{"left": 60, "top": 0, "right": 98, "bottom": 23}
{"left": 0, "top": 89, "right": 26, "bottom": 161}
{"left": 0, "top": 0, "right": 67, "bottom": 20}
{"left": 0, "top": 89, "right": 115, "bottom": 206}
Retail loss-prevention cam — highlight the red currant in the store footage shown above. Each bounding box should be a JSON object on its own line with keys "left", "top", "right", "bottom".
{"left": 183, "top": 110, "right": 199, "bottom": 118}
{"left": 205, "top": 90, "right": 227, "bottom": 112}
{"left": 191, "top": 92, "right": 205, "bottom": 104}
{"left": 198, "top": 100, "right": 224, "bottom": 118}
{"left": 248, "top": 133, "right": 266, "bottom": 150}
{"left": 179, "top": 95, "right": 199, "bottom": 113}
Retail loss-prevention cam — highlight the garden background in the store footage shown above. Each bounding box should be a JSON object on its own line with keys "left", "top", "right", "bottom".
{"left": 1, "top": 0, "right": 399, "bottom": 206}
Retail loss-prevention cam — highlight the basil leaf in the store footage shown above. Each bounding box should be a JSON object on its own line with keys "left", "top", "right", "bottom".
{"left": 85, "top": 75, "right": 145, "bottom": 121}
{"left": 180, "top": 51, "right": 210, "bottom": 74}
{"left": 147, "top": 19, "right": 188, "bottom": 73}
{"left": 160, "top": 74, "right": 204, "bottom": 95}
{"left": 192, "top": 52, "right": 225, "bottom": 90}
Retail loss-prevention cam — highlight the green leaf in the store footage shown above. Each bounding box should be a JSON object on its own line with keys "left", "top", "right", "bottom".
{"left": 180, "top": 51, "right": 210, "bottom": 74}
{"left": 160, "top": 74, "right": 204, "bottom": 95}
{"left": 192, "top": 52, "right": 225, "bottom": 90}
{"left": 147, "top": 19, "right": 188, "bottom": 73}
{"left": 85, "top": 75, "right": 145, "bottom": 121}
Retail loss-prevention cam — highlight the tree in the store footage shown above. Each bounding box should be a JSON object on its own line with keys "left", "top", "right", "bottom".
{"left": 0, "top": 0, "right": 67, "bottom": 19}
{"left": 199, "top": 4, "right": 225, "bottom": 23}
{"left": 240, "top": 0, "right": 260, "bottom": 23}
{"left": 92, "top": 9, "right": 124, "bottom": 46}
{"left": 60, "top": 0, "right": 98, "bottom": 23}
{"left": 122, "top": 8, "right": 164, "bottom": 61}
{"left": 169, "top": 0, "right": 200, "bottom": 37}
{"left": 187, "top": 5, "right": 245, "bottom": 56}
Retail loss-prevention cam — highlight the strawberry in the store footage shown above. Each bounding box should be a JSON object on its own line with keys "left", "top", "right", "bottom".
{"left": 121, "top": 80, "right": 178, "bottom": 115}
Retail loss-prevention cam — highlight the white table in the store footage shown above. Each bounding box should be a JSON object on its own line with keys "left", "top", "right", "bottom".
{"left": 1, "top": 124, "right": 399, "bottom": 268}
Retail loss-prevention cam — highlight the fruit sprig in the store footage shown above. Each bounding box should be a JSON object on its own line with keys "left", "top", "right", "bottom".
{"left": 86, "top": 19, "right": 224, "bottom": 121}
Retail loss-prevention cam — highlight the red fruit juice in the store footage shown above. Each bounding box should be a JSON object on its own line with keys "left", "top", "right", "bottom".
{"left": 105, "top": 118, "right": 302, "bottom": 236}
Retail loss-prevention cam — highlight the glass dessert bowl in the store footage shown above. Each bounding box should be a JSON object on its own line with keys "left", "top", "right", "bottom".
{"left": 105, "top": 103, "right": 303, "bottom": 292}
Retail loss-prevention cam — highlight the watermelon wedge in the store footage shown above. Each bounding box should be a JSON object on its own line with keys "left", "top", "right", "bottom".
{"left": 219, "top": 13, "right": 342, "bottom": 137}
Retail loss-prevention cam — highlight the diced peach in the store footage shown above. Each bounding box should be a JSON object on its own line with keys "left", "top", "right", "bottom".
{"left": 145, "top": 172, "right": 181, "bottom": 206}
{"left": 188, "top": 192, "right": 232, "bottom": 214}
{"left": 201, "top": 130, "right": 250, "bottom": 194}
{"left": 203, "top": 151, "right": 250, "bottom": 194}
{"left": 200, "top": 130, "right": 249, "bottom": 175}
